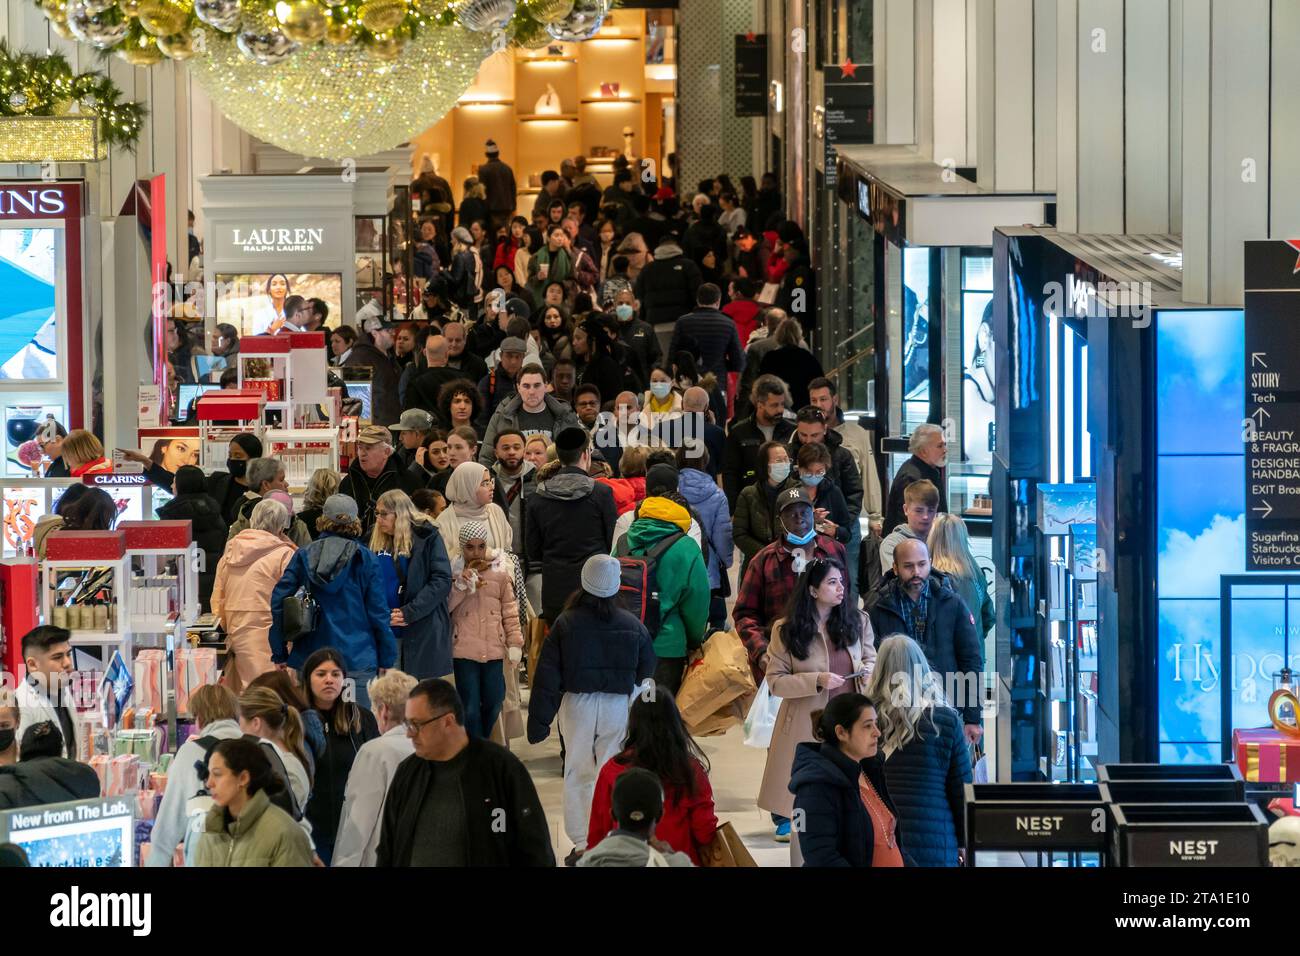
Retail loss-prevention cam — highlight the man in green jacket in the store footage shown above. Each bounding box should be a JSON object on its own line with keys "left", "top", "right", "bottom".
{"left": 621, "top": 495, "right": 711, "bottom": 695}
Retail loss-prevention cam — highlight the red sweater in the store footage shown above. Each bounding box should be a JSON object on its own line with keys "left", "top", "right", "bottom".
{"left": 723, "top": 299, "right": 762, "bottom": 346}
{"left": 596, "top": 476, "right": 642, "bottom": 516}
{"left": 587, "top": 753, "right": 718, "bottom": 864}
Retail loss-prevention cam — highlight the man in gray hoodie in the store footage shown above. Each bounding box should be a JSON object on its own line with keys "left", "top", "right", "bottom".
{"left": 578, "top": 768, "right": 694, "bottom": 867}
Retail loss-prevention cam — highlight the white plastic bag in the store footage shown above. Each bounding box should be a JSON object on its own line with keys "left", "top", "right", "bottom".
{"left": 743, "top": 681, "right": 782, "bottom": 749}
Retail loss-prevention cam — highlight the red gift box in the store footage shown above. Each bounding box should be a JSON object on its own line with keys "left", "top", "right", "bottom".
{"left": 118, "top": 520, "right": 192, "bottom": 551}
{"left": 44, "top": 530, "right": 126, "bottom": 561}
{"left": 239, "top": 335, "right": 291, "bottom": 355}
{"left": 1232, "top": 727, "right": 1300, "bottom": 783}
{"left": 288, "top": 331, "right": 326, "bottom": 350}
{"left": 195, "top": 390, "right": 264, "bottom": 422}
{"left": 243, "top": 378, "right": 284, "bottom": 402}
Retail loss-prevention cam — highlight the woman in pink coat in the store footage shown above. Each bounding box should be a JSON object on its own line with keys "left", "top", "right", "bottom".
{"left": 448, "top": 520, "right": 524, "bottom": 739}
{"left": 212, "top": 499, "right": 298, "bottom": 693}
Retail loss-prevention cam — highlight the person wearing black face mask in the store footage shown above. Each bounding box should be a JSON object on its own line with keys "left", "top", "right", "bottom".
{"left": 122, "top": 433, "right": 264, "bottom": 526}
{"left": 0, "top": 705, "right": 17, "bottom": 768}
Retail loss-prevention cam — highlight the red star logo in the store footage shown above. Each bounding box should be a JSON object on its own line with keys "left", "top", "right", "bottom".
{"left": 1286, "top": 239, "right": 1300, "bottom": 273}
{"left": 839, "top": 58, "right": 858, "bottom": 79}
{"left": 745, "top": 30, "right": 756, "bottom": 42}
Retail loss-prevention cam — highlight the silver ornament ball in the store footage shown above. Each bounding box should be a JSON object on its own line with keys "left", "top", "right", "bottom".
{"left": 195, "top": 0, "right": 242, "bottom": 31}
{"left": 236, "top": 26, "right": 300, "bottom": 64}
{"left": 80, "top": 0, "right": 116, "bottom": 13}
{"left": 67, "top": 3, "right": 130, "bottom": 48}
{"left": 456, "top": 0, "right": 516, "bottom": 33}
{"left": 545, "top": 0, "right": 607, "bottom": 41}
{"left": 8, "top": 91, "right": 29, "bottom": 110}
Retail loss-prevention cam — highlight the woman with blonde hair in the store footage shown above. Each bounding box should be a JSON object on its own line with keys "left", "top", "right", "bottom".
{"left": 864, "top": 635, "right": 970, "bottom": 867}
{"left": 298, "top": 468, "right": 340, "bottom": 541}
{"left": 212, "top": 499, "right": 297, "bottom": 693}
{"left": 370, "top": 489, "right": 452, "bottom": 680}
{"left": 61, "top": 429, "right": 111, "bottom": 477}
{"left": 928, "top": 513, "right": 994, "bottom": 640}
{"left": 237, "top": 686, "right": 314, "bottom": 842}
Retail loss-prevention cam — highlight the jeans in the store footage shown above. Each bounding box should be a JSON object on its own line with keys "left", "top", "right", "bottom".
{"left": 452, "top": 658, "right": 506, "bottom": 739}
{"left": 350, "top": 670, "right": 377, "bottom": 710}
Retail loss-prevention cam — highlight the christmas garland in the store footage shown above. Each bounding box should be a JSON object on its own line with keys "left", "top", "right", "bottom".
{"left": 0, "top": 40, "right": 146, "bottom": 149}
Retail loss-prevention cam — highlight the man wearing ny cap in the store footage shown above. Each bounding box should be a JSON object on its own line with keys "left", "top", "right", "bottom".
{"left": 524, "top": 427, "right": 618, "bottom": 622}
{"left": 343, "top": 316, "right": 401, "bottom": 429}
{"left": 340, "top": 424, "right": 427, "bottom": 533}
{"left": 394, "top": 408, "right": 435, "bottom": 473}
{"left": 476, "top": 139, "right": 516, "bottom": 234}
{"left": 733, "top": 488, "right": 845, "bottom": 685}
{"left": 478, "top": 362, "right": 580, "bottom": 467}
{"left": 478, "top": 335, "right": 527, "bottom": 425}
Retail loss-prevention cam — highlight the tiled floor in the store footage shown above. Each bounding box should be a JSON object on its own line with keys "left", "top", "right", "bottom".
{"left": 512, "top": 698, "right": 794, "bottom": 866}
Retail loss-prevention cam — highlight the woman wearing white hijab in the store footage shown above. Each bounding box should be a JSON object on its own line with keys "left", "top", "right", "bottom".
{"left": 434, "top": 460, "right": 513, "bottom": 559}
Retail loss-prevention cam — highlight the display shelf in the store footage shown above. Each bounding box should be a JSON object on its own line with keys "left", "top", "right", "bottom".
{"left": 518, "top": 113, "right": 580, "bottom": 122}
{"left": 520, "top": 56, "right": 577, "bottom": 64}
{"left": 581, "top": 98, "right": 643, "bottom": 104}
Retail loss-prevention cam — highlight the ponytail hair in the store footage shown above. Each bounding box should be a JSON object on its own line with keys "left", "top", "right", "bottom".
{"left": 810, "top": 693, "right": 873, "bottom": 748}
{"left": 238, "top": 686, "right": 313, "bottom": 786}
{"left": 211, "top": 738, "right": 287, "bottom": 798}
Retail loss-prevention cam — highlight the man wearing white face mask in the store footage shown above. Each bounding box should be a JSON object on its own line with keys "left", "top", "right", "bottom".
{"left": 610, "top": 287, "right": 661, "bottom": 379}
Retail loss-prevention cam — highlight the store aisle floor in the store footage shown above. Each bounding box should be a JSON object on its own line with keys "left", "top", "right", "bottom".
{"left": 513, "top": 694, "right": 793, "bottom": 866}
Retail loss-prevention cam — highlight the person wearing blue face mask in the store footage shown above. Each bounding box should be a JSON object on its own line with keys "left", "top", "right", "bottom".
{"left": 733, "top": 440, "right": 791, "bottom": 579}
{"left": 782, "top": 442, "right": 853, "bottom": 551}
{"left": 611, "top": 288, "right": 661, "bottom": 379}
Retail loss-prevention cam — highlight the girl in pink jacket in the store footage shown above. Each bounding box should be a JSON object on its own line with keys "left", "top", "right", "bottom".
{"left": 449, "top": 521, "right": 524, "bottom": 738}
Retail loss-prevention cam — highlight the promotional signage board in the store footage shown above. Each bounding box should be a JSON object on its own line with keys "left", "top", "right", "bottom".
{"left": 734, "top": 34, "right": 768, "bottom": 117}
{"left": 0, "top": 796, "right": 135, "bottom": 867}
{"left": 822, "top": 64, "right": 873, "bottom": 189}
{"left": 1244, "top": 240, "right": 1300, "bottom": 569}
{"left": 964, "top": 784, "right": 1106, "bottom": 855}
{"left": 211, "top": 220, "right": 347, "bottom": 262}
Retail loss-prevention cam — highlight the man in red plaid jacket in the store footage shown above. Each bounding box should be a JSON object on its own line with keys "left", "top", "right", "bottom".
{"left": 733, "top": 489, "right": 846, "bottom": 684}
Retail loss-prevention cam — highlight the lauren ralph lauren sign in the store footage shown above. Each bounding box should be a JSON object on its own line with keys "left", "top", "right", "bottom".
{"left": 213, "top": 220, "right": 346, "bottom": 261}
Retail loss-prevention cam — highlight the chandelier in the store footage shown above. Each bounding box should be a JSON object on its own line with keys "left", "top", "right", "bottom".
{"left": 26, "top": 0, "right": 614, "bottom": 157}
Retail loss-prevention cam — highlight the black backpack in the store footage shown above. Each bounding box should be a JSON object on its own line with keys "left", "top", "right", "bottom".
{"left": 613, "top": 531, "right": 685, "bottom": 635}
{"left": 194, "top": 734, "right": 305, "bottom": 822}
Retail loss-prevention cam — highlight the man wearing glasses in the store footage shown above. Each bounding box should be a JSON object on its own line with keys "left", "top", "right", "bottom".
{"left": 376, "top": 678, "right": 555, "bottom": 867}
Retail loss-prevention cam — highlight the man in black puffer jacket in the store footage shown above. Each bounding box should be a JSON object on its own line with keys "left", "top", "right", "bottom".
{"left": 865, "top": 539, "right": 984, "bottom": 734}
{"left": 523, "top": 428, "right": 617, "bottom": 622}
{"left": 633, "top": 234, "right": 703, "bottom": 327}
{"left": 339, "top": 425, "right": 427, "bottom": 534}
{"left": 0, "top": 722, "right": 100, "bottom": 810}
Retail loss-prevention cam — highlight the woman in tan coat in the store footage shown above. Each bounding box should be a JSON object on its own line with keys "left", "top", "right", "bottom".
{"left": 212, "top": 499, "right": 297, "bottom": 693}
{"left": 757, "top": 558, "right": 875, "bottom": 862}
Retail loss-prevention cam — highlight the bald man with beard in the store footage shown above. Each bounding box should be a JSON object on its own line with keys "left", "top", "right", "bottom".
{"left": 682, "top": 386, "right": 725, "bottom": 482}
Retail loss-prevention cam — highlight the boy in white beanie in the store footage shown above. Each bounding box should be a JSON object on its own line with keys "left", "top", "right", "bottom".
{"left": 526, "top": 553, "right": 657, "bottom": 865}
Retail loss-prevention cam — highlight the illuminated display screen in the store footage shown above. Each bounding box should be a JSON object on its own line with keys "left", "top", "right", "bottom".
{"left": 0, "top": 227, "right": 59, "bottom": 381}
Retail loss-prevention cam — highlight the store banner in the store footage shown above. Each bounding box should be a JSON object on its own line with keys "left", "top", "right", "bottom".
{"left": 210, "top": 218, "right": 350, "bottom": 263}
{"left": 734, "top": 34, "right": 767, "bottom": 117}
{"left": 150, "top": 176, "right": 168, "bottom": 399}
{"left": 1243, "top": 240, "right": 1300, "bottom": 570}
{"left": 0, "top": 795, "right": 136, "bottom": 867}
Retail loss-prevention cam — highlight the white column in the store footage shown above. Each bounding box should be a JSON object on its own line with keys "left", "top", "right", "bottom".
{"left": 874, "top": 0, "right": 915, "bottom": 144}
{"left": 930, "top": 0, "right": 970, "bottom": 167}
{"left": 975, "top": 0, "right": 1037, "bottom": 192}
{"left": 1269, "top": 0, "right": 1300, "bottom": 237}
{"left": 1124, "top": 0, "right": 1171, "bottom": 233}
{"left": 1075, "top": 0, "right": 1125, "bottom": 234}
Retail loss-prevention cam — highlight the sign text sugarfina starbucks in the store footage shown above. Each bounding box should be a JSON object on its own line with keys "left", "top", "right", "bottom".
{"left": 228, "top": 226, "right": 325, "bottom": 254}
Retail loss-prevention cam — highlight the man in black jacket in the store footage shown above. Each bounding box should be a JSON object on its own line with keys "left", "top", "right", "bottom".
{"left": 865, "top": 538, "right": 984, "bottom": 739}
{"left": 442, "top": 320, "right": 489, "bottom": 384}
{"left": 376, "top": 678, "right": 554, "bottom": 867}
{"left": 477, "top": 139, "right": 516, "bottom": 232}
{"left": 722, "top": 373, "right": 794, "bottom": 511}
{"left": 634, "top": 233, "right": 703, "bottom": 327}
{"left": 404, "top": 335, "right": 467, "bottom": 415}
{"left": 883, "top": 422, "right": 948, "bottom": 535}
{"left": 0, "top": 721, "right": 100, "bottom": 810}
{"left": 345, "top": 322, "right": 401, "bottom": 431}
{"left": 524, "top": 427, "right": 618, "bottom": 622}
{"left": 339, "top": 425, "right": 427, "bottom": 532}
{"left": 790, "top": 405, "right": 865, "bottom": 592}
{"left": 667, "top": 283, "right": 745, "bottom": 424}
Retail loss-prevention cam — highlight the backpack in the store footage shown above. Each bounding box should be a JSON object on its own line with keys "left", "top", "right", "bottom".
{"left": 613, "top": 530, "right": 685, "bottom": 634}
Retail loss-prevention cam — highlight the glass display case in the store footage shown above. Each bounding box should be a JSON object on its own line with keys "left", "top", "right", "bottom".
{"left": 388, "top": 183, "right": 416, "bottom": 318}
{"left": 354, "top": 214, "right": 388, "bottom": 315}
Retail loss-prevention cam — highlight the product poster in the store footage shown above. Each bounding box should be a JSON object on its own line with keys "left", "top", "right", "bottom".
{"left": 2, "top": 485, "right": 45, "bottom": 553}
{"left": 215, "top": 272, "right": 343, "bottom": 337}
{"left": 0, "top": 796, "right": 135, "bottom": 867}
{"left": 0, "top": 227, "right": 59, "bottom": 381}
{"left": 1036, "top": 483, "right": 1097, "bottom": 536}
{"left": 901, "top": 247, "right": 930, "bottom": 417}
{"left": 4, "top": 403, "right": 64, "bottom": 476}
{"left": 137, "top": 427, "right": 202, "bottom": 472}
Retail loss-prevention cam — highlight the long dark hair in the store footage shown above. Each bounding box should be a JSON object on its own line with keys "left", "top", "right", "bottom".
{"left": 211, "top": 738, "right": 287, "bottom": 798}
{"left": 560, "top": 588, "right": 618, "bottom": 621}
{"left": 60, "top": 488, "right": 117, "bottom": 531}
{"left": 302, "top": 647, "right": 366, "bottom": 736}
{"left": 811, "top": 693, "right": 874, "bottom": 747}
{"left": 616, "top": 685, "right": 710, "bottom": 796}
{"left": 780, "top": 558, "right": 861, "bottom": 660}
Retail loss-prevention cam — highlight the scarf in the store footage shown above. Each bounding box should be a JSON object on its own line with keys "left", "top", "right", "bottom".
{"left": 446, "top": 461, "right": 491, "bottom": 521}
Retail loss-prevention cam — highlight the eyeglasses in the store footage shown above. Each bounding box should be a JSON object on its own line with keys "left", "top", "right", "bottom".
{"left": 404, "top": 711, "right": 451, "bottom": 733}
{"left": 480, "top": 476, "right": 495, "bottom": 487}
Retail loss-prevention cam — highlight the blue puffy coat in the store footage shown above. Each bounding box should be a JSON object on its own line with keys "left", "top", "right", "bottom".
{"left": 878, "top": 705, "right": 971, "bottom": 867}
{"left": 526, "top": 603, "right": 656, "bottom": 744}
{"left": 396, "top": 523, "right": 453, "bottom": 679}
{"left": 789, "top": 742, "right": 907, "bottom": 867}
{"left": 678, "top": 467, "right": 733, "bottom": 589}
{"left": 268, "top": 533, "right": 398, "bottom": 673}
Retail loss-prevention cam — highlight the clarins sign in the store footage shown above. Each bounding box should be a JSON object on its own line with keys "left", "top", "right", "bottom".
{"left": 0, "top": 185, "right": 70, "bottom": 218}
{"left": 213, "top": 217, "right": 346, "bottom": 262}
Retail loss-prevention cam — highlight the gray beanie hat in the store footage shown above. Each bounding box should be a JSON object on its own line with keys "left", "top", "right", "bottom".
{"left": 581, "top": 554, "right": 622, "bottom": 599}
{"left": 323, "top": 494, "right": 358, "bottom": 522}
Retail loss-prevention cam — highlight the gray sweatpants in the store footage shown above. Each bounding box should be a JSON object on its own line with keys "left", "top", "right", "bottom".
{"left": 557, "top": 691, "right": 632, "bottom": 850}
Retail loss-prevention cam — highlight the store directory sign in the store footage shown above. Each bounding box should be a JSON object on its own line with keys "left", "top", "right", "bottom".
{"left": 734, "top": 34, "right": 767, "bottom": 117}
{"left": 1244, "top": 240, "right": 1300, "bottom": 569}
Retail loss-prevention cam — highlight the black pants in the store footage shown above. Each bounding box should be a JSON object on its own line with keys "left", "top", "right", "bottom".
{"left": 654, "top": 656, "right": 686, "bottom": 696}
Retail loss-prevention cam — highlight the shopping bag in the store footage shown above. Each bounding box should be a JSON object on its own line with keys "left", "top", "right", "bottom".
{"left": 675, "top": 630, "right": 757, "bottom": 731}
{"left": 691, "top": 697, "right": 748, "bottom": 737}
{"left": 743, "top": 681, "right": 782, "bottom": 749}
{"left": 699, "top": 822, "right": 758, "bottom": 868}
